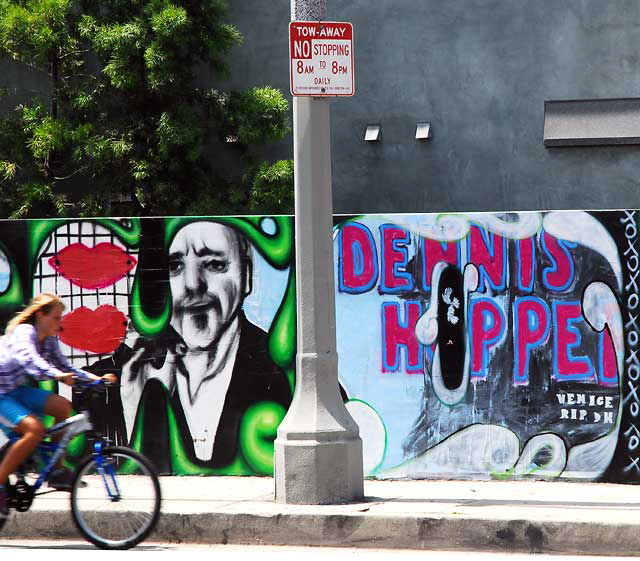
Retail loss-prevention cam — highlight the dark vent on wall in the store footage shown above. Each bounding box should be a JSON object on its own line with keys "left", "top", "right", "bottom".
{"left": 544, "top": 98, "right": 640, "bottom": 147}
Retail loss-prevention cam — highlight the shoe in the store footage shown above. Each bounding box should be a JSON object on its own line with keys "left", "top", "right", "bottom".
{"left": 48, "top": 468, "right": 75, "bottom": 491}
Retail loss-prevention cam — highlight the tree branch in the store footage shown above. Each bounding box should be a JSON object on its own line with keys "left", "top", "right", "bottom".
{"left": 58, "top": 49, "right": 89, "bottom": 60}
{"left": 53, "top": 166, "right": 88, "bottom": 181}
{"left": 61, "top": 73, "right": 97, "bottom": 81}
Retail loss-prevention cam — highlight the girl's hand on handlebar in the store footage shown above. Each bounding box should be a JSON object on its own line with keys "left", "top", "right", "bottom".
{"left": 56, "top": 372, "right": 76, "bottom": 386}
{"left": 101, "top": 373, "right": 117, "bottom": 384}
{"left": 86, "top": 372, "right": 117, "bottom": 384}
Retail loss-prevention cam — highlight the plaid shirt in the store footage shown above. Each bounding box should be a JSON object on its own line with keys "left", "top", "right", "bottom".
{"left": 0, "top": 323, "right": 91, "bottom": 394}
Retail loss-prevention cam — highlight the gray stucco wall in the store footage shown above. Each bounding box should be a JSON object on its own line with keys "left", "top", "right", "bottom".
{"left": 224, "top": 0, "right": 640, "bottom": 213}
{"left": 3, "top": 1, "right": 640, "bottom": 214}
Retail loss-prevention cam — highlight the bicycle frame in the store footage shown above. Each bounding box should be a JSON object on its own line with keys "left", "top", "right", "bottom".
{"left": 7, "top": 412, "right": 92, "bottom": 492}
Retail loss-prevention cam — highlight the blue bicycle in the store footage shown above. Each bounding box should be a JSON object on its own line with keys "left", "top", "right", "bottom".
{"left": 0, "top": 380, "right": 161, "bottom": 549}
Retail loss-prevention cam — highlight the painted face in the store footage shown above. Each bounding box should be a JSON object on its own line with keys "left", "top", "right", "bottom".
{"left": 168, "top": 222, "right": 249, "bottom": 351}
{"left": 36, "top": 304, "right": 64, "bottom": 339}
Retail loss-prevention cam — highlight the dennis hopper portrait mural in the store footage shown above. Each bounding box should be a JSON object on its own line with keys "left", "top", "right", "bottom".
{"left": 0, "top": 216, "right": 295, "bottom": 475}
{"left": 119, "top": 220, "right": 292, "bottom": 471}
{"left": 0, "top": 210, "right": 638, "bottom": 482}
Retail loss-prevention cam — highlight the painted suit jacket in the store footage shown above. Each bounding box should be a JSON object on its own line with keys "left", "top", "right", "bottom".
{"left": 86, "top": 313, "right": 292, "bottom": 474}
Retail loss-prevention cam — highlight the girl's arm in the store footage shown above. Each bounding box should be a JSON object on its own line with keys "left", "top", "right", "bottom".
{"left": 11, "top": 324, "right": 68, "bottom": 381}
{"left": 47, "top": 337, "right": 95, "bottom": 381}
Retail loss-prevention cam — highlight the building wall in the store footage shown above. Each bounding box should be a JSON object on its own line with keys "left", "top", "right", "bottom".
{"left": 3, "top": 2, "right": 639, "bottom": 212}
{"left": 224, "top": 0, "right": 640, "bottom": 213}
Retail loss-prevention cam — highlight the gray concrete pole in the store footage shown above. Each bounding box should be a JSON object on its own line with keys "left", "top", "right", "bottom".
{"left": 274, "top": 0, "right": 364, "bottom": 504}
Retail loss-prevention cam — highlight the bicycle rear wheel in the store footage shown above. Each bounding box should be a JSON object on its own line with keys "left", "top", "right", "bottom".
{"left": 70, "top": 446, "right": 161, "bottom": 549}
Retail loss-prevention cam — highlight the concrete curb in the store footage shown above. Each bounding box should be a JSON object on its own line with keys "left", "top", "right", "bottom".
{"left": 4, "top": 478, "right": 640, "bottom": 554}
{"left": 3, "top": 509, "right": 640, "bottom": 555}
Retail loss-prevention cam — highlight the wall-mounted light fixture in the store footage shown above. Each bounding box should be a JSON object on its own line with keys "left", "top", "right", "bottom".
{"left": 364, "top": 124, "right": 381, "bottom": 141}
{"left": 415, "top": 122, "right": 431, "bottom": 140}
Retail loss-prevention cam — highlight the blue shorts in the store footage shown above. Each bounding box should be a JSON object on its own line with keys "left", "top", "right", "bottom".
{"left": 0, "top": 386, "right": 51, "bottom": 431}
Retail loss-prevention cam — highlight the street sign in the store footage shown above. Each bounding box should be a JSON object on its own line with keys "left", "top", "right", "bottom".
{"left": 289, "top": 21, "right": 354, "bottom": 97}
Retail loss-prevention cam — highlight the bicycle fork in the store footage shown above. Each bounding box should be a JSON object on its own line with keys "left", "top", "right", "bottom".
{"left": 93, "top": 441, "right": 121, "bottom": 501}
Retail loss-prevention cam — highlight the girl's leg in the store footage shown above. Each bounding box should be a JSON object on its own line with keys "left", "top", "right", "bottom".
{"left": 43, "top": 393, "right": 72, "bottom": 470}
{"left": 0, "top": 415, "right": 45, "bottom": 485}
{"left": 43, "top": 393, "right": 72, "bottom": 424}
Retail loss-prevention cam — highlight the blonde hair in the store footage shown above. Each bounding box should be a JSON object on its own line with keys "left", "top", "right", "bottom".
{"left": 5, "top": 293, "right": 65, "bottom": 335}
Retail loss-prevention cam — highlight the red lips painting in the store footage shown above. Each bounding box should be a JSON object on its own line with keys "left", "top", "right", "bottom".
{"left": 60, "top": 305, "right": 128, "bottom": 354}
{"left": 48, "top": 243, "right": 137, "bottom": 289}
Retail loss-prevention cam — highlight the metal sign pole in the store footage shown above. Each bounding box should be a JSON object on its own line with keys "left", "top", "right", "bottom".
{"left": 274, "top": 0, "right": 364, "bottom": 504}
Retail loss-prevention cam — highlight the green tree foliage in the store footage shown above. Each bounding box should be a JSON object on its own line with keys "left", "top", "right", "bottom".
{"left": 0, "top": 0, "right": 292, "bottom": 217}
{"left": 249, "top": 159, "right": 294, "bottom": 215}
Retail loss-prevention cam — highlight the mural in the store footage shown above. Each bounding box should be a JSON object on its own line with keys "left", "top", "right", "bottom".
{"left": 335, "top": 211, "right": 638, "bottom": 482}
{"left": 0, "top": 210, "right": 638, "bottom": 481}
{"left": 0, "top": 216, "right": 296, "bottom": 475}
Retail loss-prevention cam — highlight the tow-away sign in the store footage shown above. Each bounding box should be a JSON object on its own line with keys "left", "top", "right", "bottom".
{"left": 289, "top": 21, "right": 354, "bottom": 97}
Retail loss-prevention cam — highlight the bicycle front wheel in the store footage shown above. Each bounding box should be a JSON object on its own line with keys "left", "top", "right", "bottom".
{"left": 70, "top": 446, "right": 161, "bottom": 550}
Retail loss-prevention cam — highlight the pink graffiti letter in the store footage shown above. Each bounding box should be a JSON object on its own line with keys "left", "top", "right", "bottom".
{"left": 513, "top": 297, "right": 550, "bottom": 384}
{"left": 598, "top": 328, "right": 619, "bottom": 387}
{"left": 542, "top": 232, "right": 576, "bottom": 292}
{"left": 470, "top": 298, "right": 505, "bottom": 379}
{"left": 468, "top": 225, "right": 507, "bottom": 292}
{"left": 339, "top": 223, "right": 378, "bottom": 294}
{"left": 516, "top": 237, "right": 535, "bottom": 292}
{"left": 553, "top": 301, "right": 594, "bottom": 381}
{"left": 420, "top": 239, "right": 459, "bottom": 290}
{"left": 382, "top": 301, "right": 423, "bottom": 373}
{"left": 380, "top": 225, "right": 415, "bottom": 294}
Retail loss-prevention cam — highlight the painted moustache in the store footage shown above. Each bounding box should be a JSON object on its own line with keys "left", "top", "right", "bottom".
{"left": 175, "top": 297, "right": 222, "bottom": 317}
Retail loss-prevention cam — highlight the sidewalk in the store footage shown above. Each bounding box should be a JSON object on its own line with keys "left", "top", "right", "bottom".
{"left": 3, "top": 476, "right": 640, "bottom": 555}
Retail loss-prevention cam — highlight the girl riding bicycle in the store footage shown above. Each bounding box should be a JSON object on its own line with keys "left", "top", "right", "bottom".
{"left": 0, "top": 293, "right": 116, "bottom": 518}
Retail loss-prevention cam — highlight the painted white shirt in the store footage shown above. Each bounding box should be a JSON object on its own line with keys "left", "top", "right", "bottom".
{"left": 176, "top": 332, "right": 240, "bottom": 460}
{"left": 121, "top": 320, "right": 242, "bottom": 462}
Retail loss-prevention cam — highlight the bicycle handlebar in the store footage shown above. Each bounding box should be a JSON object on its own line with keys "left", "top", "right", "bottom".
{"left": 73, "top": 377, "right": 120, "bottom": 393}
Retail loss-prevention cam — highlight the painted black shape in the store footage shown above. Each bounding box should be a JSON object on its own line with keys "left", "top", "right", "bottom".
{"left": 84, "top": 344, "right": 131, "bottom": 446}
{"left": 532, "top": 445, "right": 553, "bottom": 468}
{"left": 598, "top": 210, "right": 639, "bottom": 483}
{"left": 136, "top": 218, "right": 170, "bottom": 321}
{"left": 138, "top": 378, "right": 172, "bottom": 474}
{"left": 436, "top": 265, "right": 465, "bottom": 390}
